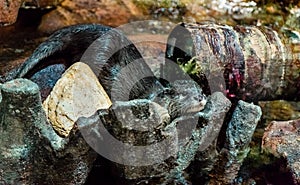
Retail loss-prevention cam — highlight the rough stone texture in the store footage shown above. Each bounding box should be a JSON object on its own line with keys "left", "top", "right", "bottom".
{"left": 0, "top": 0, "right": 23, "bottom": 26}
{"left": 78, "top": 99, "right": 173, "bottom": 179}
{"left": 38, "top": 0, "right": 143, "bottom": 33}
{"left": 209, "top": 100, "right": 262, "bottom": 184}
{"left": 190, "top": 92, "right": 233, "bottom": 180}
{"left": 43, "top": 62, "right": 112, "bottom": 137}
{"left": 166, "top": 22, "right": 300, "bottom": 102}
{"left": 262, "top": 119, "right": 300, "bottom": 184}
{"left": 0, "top": 78, "right": 42, "bottom": 184}
{"left": 0, "top": 78, "right": 97, "bottom": 184}
{"left": 78, "top": 92, "right": 231, "bottom": 184}
{"left": 163, "top": 92, "right": 231, "bottom": 184}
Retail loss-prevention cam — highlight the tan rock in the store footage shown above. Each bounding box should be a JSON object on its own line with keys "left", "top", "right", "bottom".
{"left": 43, "top": 62, "right": 112, "bottom": 137}
{"left": 0, "top": 0, "right": 23, "bottom": 26}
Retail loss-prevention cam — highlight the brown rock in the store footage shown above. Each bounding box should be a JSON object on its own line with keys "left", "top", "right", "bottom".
{"left": 262, "top": 119, "right": 300, "bottom": 184}
{"left": 43, "top": 62, "right": 112, "bottom": 137}
{"left": 0, "top": 0, "right": 23, "bottom": 26}
{"left": 38, "top": 0, "right": 144, "bottom": 33}
{"left": 0, "top": 0, "right": 64, "bottom": 26}
{"left": 22, "top": 0, "right": 64, "bottom": 8}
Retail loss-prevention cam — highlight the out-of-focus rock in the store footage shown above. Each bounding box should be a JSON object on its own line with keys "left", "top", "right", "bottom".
{"left": 128, "top": 34, "right": 167, "bottom": 77}
{"left": 0, "top": 78, "right": 97, "bottom": 184}
{"left": 0, "top": 0, "right": 23, "bottom": 26}
{"left": 210, "top": 100, "right": 262, "bottom": 184}
{"left": 262, "top": 119, "right": 300, "bottom": 184}
{"left": 0, "top": 0, "right": 64, "bottom": 26}
{"left": 38, "top": 0, "right": 144, "bottom": 33}
{"left": 259, "top": 100, "right": 300, "bottom": 122}
{"left": 43, "top": 62, "right": 112, "bottom": 137}
{"left": 22, "top": 0, "right": 64, "bottom": 8}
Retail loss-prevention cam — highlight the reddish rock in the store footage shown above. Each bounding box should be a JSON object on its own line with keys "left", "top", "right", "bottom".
{"left": 262, "top": 119, "right": 300, "bottom": 184}
{"left": 0, "top": 0, "right": 65, "bottom": 26}
{"left": 0, "top": 0, "right": 23, "bottom": 26}
{"left": 38, "top": 0, "right": 144, "bottom": 33}
{"left": 23, "top": 0, "right": 64, "bottom": 8}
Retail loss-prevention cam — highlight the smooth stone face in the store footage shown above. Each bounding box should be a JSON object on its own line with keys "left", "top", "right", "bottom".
{"left": 43, "top": 62, "right": 112, "bottom": 137}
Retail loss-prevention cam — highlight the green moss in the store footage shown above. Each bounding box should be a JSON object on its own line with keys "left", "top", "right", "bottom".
{"left": 178, "top": 57, "right": 201, "bottom": 75}
{"left": 247, "top": 146, "right": 276, "bottom": 168}
{"left": 133, "top": 0, "right": 187, "bottom": 9}
{"left": 133, "top": 0, "right": 189, "bottom": 20}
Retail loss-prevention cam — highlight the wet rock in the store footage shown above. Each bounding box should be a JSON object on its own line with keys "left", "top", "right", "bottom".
{"left": 0, "top": 0, "right": 23, "bottom": 26}
{"left": 38, "top": 0, "right": 143, "bottom": 33}
{"left": 210, "top": 100, "right": 262, "bottom": 184}
{"left": 262, "top": 119, "right": 300, "bottom": 184}
{"left": 43, "top": 62, "right": 112, "bottom": 137}
{"left": 0, "top": 78, "right": 97, "bottom": 184}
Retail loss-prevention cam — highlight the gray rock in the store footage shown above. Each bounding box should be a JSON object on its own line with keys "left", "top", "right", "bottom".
{"left": 78, "top": 99, "right": 173, "bottom": 179}
{"left": 77, "top": 92, "right": 232, "bottom": 184}
{"left": 210, "top": 100, "right": 262, "bottom": 184}
{"left": 0, "top": 78, "right": 96, "bottom": 184}
{"left": 166, "top": 92, "right": 231, "bottom": 184}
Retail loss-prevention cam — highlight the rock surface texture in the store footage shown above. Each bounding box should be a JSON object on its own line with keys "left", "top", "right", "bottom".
{"left": 262, "top": 119, "right": 300, "bottom": 184}
{"left": 210, "top": 101, "right": 262, "bottom": 184}
{"left": 0, "top": 78, "right": 96, "bottom": 184}
{"left": 77, "top": 92, "right": 232, "bottom": 184}
{"left": 43, "top": 62, "right": 112, "bottom": 137}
